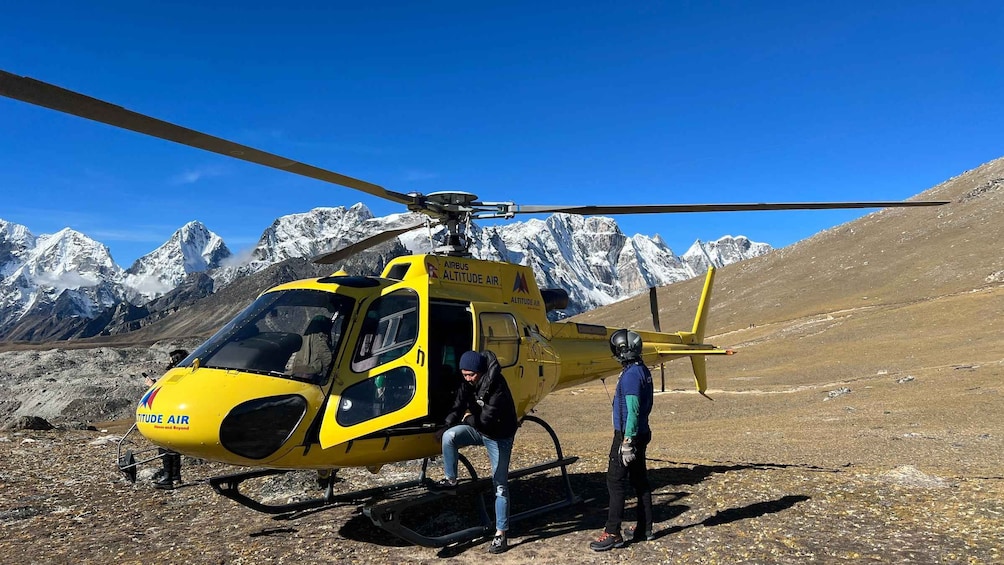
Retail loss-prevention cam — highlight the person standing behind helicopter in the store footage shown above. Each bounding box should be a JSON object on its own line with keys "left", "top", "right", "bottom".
{"left": 431, "top": 350, "right": 519, "bottom": 554}
{"left": 145, "top": 348, "right": 188, "bottom": 490}
{"left": 589, "top": 330, "right": 654, "bottom": 551}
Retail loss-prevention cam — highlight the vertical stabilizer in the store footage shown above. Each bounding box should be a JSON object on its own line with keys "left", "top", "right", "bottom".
{"left": 690, "top": 266, "right": 717, "bottom": 397}
{"left": 691, "top": 266, "right": 716, "bottom": 341}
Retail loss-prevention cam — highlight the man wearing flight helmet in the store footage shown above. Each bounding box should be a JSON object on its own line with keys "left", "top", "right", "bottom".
{"left": 589, "top": 329, "right": 654, "bottom": 551}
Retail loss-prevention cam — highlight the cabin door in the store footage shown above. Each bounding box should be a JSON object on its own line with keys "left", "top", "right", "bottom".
{"left": 317, "top": 289, "right": 429, "bottom": 448}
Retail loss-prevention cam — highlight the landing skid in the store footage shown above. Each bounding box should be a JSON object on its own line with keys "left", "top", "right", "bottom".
{"left": 207, "top": 415, "right": 581, "bottom": 547}
{"left": 365, "top": 416, "right": 582, "bottom": 547}
{"left": 116, "top": 423, "right": 164, "bottom": 483}
{"left": 207, "top": 456, "right": 475, "bottom": 515}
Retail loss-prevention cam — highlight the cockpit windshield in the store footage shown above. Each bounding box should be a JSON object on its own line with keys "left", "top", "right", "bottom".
{"left": 184, "top": 289, "right": 354, "bottom": 384}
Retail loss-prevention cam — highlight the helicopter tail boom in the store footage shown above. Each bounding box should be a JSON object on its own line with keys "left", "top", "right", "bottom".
{"left": 549, "top": 267, "right": 731, "bottom": 393}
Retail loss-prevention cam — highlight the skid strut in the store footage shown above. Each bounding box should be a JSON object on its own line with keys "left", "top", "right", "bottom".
{"left": 363, "top": 415, "right": 582, "bottom": 547}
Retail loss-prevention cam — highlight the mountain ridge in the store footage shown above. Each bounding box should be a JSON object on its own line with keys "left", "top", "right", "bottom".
{"left": 0, "top": 208, "right": 767, "bottom": 342}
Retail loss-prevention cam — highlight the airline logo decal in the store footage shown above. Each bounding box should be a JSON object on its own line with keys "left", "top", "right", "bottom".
{"left": 137, "top": 386, "right": 191, "bottom": 430}
{"left": 512, "top": 272, "right": 530, "bottom": 294}
{"left": 140, "top": 387, "right": 160, "bottom": 409}
{"left": 509, "top": 271, "right": 541, "bottom": 308}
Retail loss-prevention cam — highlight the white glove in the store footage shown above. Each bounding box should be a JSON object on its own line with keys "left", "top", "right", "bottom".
{"left": 620, "top": 440, "right": 636, "bottom": 466}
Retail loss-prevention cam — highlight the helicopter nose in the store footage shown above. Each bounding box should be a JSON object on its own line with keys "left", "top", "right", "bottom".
{"left": 135, "top": 368, "right": 317, "bottom": 464}
{"left": 136, "top": 374, "right": 222, "bottom": 458}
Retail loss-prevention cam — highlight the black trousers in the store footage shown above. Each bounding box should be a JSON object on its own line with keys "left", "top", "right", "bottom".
{"left": 159, "top": 448, "right": 182, "bottom": 480}
{"left": 604, "top": 430, "right": 652, "bottom": 535}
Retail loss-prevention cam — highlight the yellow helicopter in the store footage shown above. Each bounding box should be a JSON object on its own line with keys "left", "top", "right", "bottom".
{"left": 0, "top": 71, "right": 949, "bottom": 546}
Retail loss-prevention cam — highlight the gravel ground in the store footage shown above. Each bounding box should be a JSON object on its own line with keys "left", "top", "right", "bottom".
{"left": 1, "top": 345, "right": 1001, "bottom": 564}
{"left": 1, "top": 428, "right": 1001, "bottom": 564}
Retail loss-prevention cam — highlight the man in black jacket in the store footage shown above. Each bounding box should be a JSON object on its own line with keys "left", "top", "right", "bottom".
{"left": 432, "top": 350, "right": 519, "bottom": 554}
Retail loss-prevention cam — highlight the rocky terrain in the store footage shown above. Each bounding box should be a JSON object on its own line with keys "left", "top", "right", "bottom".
{"left": 1, "top": 359, "right": 1001, "bottom": 564}
{"left": 0, "top": 342, "right": 203, "bottom": 427}
{"left": 0, "top": 367, "right": 1001, "bottom": 565}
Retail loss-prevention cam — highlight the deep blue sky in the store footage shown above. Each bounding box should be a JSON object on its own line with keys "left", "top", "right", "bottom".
{"left": 2, "top": 2, "right": 1001, "bottom": 267}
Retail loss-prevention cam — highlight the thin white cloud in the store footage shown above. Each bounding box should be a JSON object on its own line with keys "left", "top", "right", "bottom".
{"left": 35, "top": 271, "right": 100, "bottom": 291}
{"left": 169, "top": 165, "right": 227, "bottom": 185}
{"left": 87, "top": 227, "right": 169, "bottom": 243}
{"left": 124, "top": 273, "right": 173, "bottom": 298}
{"left": 219, "top": 244, "right": 256, "bottom": 268}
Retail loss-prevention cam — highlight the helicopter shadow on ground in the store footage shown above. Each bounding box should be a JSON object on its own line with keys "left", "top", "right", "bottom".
{"left": 337, "top": 488, "right": 490, "bottom": 550}
{"left": 509, "top": 460, "right": 806, "bottom": 549}
{"left": 467, "top": 460, "right": 812, "bottom": 554}
{"left": 338, "top": 513, "right": 415, "bottom": 548}
{"left": 335, "top": 459, "right": 813, "bottom": 555}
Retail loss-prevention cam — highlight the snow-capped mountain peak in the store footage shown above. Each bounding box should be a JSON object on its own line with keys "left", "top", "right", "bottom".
{"left": 428, "top": 212, "right": 766, "bottom": 316}
{"left": 683, "top": 235, "right": 772, "bottom": 273}
{"left": 210, "top": 205, "right": 429, "bottom": 288}
{"left": 0, "top": 219, "right": 37, "bottom": 278}
{"left": 25, "top": 228, "right": 122, "bottom": 285}
{"left": 124, "top": 221, "right": 231, "bottom": 300}
{"left": 0, "top": 226, "right": 125, "bottom": 331}
{"left": 251, "top": 204, "right": 375, "bottom": 265}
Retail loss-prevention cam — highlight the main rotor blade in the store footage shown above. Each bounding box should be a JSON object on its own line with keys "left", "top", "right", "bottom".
{"left": 508, "top": 201, "right": 950, "bottom": 215}
{"left": 0, "top": 71, "right": 414, "bottom": 206}
{"left": 311, "top": 219, "right": 428, "bottom": 264}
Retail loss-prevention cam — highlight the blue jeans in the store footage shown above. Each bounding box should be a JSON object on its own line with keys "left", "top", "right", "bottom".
{"left": 441, "top": 424, "right": 514, "bottom": 532}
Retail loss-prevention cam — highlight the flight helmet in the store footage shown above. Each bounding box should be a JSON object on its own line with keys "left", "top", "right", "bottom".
{"left": 609, "top": 329, "right": 642, "bottom": 363}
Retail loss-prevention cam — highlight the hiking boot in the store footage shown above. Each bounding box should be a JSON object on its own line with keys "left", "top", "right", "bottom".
{"left": 427, "top": 478, "right": 459, "bottom": 492}
{"left": 152, "top": 474, "right": 175, "bottom": 490}
{"left": 628, "top": 525, "right": 654, "bottom": 542}
{"left": 487, "top": 532, "right": 508, "bottom": 554}
{"left": 588, "top": 531, "right": 624, "bottom": 551}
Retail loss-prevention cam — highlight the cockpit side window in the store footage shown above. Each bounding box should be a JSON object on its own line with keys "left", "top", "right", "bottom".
{"left": 478, "top": 312, "right": 520, "bottom": 368}
{"left": 351, "top": 289, "right": 419, "bottom": 373}
{"left": 186, "top": 289, "right": 353, "bottom": 384}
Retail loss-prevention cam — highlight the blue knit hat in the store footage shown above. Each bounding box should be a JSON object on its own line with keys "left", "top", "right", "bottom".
{"left": 459, "top": 351, "right": 486, "bottom": 374}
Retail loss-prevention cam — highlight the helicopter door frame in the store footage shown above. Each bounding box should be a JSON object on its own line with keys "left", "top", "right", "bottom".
{"left": 469, "top": 301, "right": 534, "bottom": 416}
{"left": 469, "top": 302, "right": 522, "bottom": 369}
{"left": 317, "top": 288, "right": 429, "bottom": 449}
{"left": 427, "top": 300, "right": 474, "bottom": 424}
